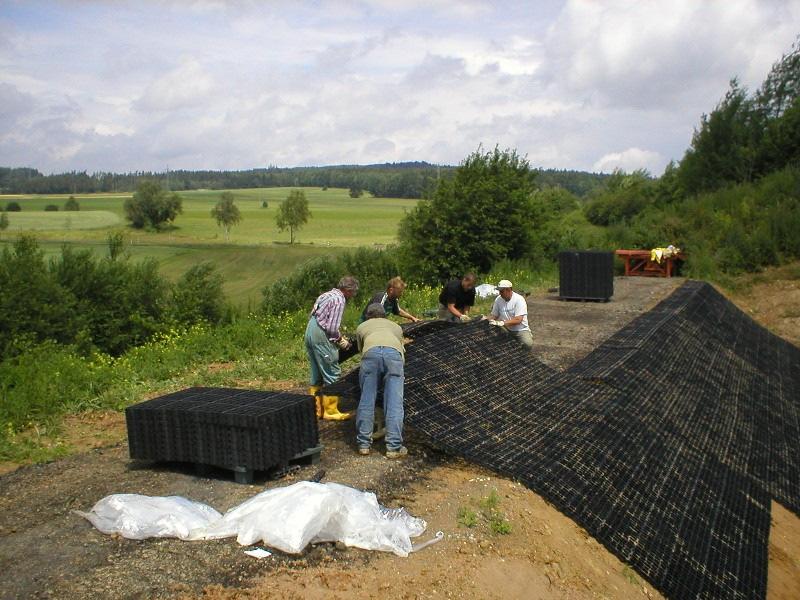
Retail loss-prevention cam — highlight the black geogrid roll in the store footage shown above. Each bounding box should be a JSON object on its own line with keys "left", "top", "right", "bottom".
{"left": 326, "top": 281, "right": 799, "bottom": 599}
{"left": 125, "top": 387, "right": 318, "bottom": 471}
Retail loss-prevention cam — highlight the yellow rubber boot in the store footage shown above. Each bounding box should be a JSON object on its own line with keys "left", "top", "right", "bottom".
{"left": 309, "top": 386, "right": 322, "bottom": 419}
{"left": 321, "top": 395, "right": 351, "bottom": 421}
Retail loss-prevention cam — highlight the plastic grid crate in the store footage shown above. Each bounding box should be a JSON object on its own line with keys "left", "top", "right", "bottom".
{"left": 558, "top": 250, "right": 614, "bottom": 301}
{"left": 126, "top": 387, "right": 318, "bottom": 471}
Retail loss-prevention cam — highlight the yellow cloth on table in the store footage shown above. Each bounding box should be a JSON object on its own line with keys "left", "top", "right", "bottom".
{"left": 650, "top": 245, "right": 680, "bottom": 263}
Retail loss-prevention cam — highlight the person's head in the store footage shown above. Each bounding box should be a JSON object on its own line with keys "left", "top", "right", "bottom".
{"left": 386, "top": 276, "right": 406, "bottom": 299}
{"left": 497, "top": 279, "right": 513, "bottom": 300}
{"left": 365, "top": 302, "right": 386, "bottom": 319}
{"left": 461, "top": 273, "right": 476, "bottom": 292}
{"left": 337, "top": 275, "right": 360, "bottom": 299}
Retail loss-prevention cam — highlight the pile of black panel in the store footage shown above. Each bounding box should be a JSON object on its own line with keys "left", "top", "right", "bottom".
{"left": 126, "top": 387, "right": 318, "bottom": 471}
{"left": 558, "top": 250, "right": 614, "bottom": 301}
{"left": 328, "top": 281, "right": 799, "bottom": 599}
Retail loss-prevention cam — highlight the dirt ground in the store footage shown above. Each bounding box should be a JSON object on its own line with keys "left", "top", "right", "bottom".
{"left": 1, "top": 275, "right": 798, "bottom": 599}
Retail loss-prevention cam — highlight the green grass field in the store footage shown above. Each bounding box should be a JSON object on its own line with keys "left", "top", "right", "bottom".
{"left": 4, "top": 210, "right": 121, "bottom": 230}
{"left": 0, "top": 188, "right": 417, "bottom": 306}
{"left": 0, "top": 188, "right": 416, "bottom": 246}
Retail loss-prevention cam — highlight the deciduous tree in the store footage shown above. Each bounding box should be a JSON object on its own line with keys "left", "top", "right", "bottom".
{"left": 276, "top": 190, "right": 311, "bottom": 244}
{"left": 123, "top": 181, "right": 182, "bottom": 229}
{"left": 398, "top": 146, "right": 537, "bottom": 281}
{"left": 211, "top": 191, "right": 241, "bottom": 241}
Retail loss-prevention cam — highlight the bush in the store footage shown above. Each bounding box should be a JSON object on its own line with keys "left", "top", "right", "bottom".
{"left": 5, "top": 201, "right": 21, "bottom": 212}
{"left": 262, "top": 247, "right": 402, "bottom": 315}
{"left": 44, "top": 204, "right": 59, "bottom": 212}
{"left": 170, "top": 263, "right": 226, "bottom": 325}
{"left": 64, "top": 196, "right": 80, "bottom": 211}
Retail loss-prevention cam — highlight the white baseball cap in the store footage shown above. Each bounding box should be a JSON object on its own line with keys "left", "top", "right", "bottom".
{"left": 497, "top": 279, "right": 513, "bottom": 289}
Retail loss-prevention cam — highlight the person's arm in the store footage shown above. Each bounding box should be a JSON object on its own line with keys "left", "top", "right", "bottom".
{"left": 398, "top": 307, "right": 419, "bottom": 322}
{"left": 446, "top": 302, "right": 465, "bottom": 318}
{"left": 355, "top": 326, "right": 365, "bottom": 352}
{"left": 500, "top": 315, "right": 524, "bottom": 326}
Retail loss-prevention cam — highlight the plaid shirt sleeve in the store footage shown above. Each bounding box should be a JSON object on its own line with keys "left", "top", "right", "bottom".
{"left": 313, "top": 289, "right": 345, "bottom": 341}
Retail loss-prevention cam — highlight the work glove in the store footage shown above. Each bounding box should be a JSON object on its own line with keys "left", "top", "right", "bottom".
{"left": 489, "top": 320, "right": 504, "bottom": 327}
{"left": 459, "top": 314, "right": 471, "bottom": 322}
{"left": 336, "top": 337, "right": 351, "bottom": 350}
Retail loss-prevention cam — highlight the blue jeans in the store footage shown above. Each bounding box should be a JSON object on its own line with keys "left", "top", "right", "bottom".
{"left": 357, "top": 347, "right": 404, "bottom": 451}
{"left": 304, "top": 317, "right": 341, "bottom": 386}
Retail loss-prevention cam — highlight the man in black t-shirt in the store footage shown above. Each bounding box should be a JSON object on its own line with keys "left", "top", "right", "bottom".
{"left": 359, "top": 276, "right": 420, "bottom": 323}
{"left": 437, "top": 273, "right": 477, "bottom": 322}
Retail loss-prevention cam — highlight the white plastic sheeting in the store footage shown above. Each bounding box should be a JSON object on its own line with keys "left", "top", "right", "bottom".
{"left": 474, "top": 283, "right": 499, "bottom": 299}
{"left": 76, "top": 481, "right": 431, "bottom": 557}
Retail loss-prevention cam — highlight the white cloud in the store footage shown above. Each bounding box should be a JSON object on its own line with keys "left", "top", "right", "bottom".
{"left": 0, "top": 1, "right": 797, "bottom": 174}
{"left": 134, "top": 59, "right": 215, "bottom": 112}
{"left": 593, "top": 148, "right": 664, "bottom": 175}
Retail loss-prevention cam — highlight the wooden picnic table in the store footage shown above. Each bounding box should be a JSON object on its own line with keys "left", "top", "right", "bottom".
{"left": 615, "top": 249, "right": 685, "bottom": 277}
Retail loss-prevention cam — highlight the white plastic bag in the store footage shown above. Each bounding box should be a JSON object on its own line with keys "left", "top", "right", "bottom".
{"left": 75, "top": 494, "right": 222, "bottom": 540}
{"left": 78, "top": 482, "right": 429, "bottom": 557}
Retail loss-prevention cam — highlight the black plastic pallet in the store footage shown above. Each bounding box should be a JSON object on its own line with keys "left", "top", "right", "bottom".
{"left": 126, "top": 387, "right": 319, "bottom": 480}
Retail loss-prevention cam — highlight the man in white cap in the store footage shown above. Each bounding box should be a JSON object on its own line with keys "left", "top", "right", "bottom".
{"left": 486, "top": 279, "right": 533, "bottom": 348}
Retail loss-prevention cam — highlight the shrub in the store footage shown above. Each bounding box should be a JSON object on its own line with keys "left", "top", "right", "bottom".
{"left": 64, "top": 196, "right": 80, "bottom": 211}
{"left": 5, "top": 201, "right": 21, "bottom": 212}
{"left": 44, "top": 204, "right": 59, "bottom": 212}
{"left": 261, "top": 247, "right": 402, "bottom": 315}
{"left": 170, "top": 262, "right": 226, "bottom": 325}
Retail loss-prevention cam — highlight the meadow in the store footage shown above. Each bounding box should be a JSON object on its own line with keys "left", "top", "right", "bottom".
{"left": 0, "top": 187, "right": 418, "bottom": 306}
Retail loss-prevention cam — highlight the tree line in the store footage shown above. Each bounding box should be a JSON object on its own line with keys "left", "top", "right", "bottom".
{"left": 0, "top": 162, "right": 607, "bottom": 200}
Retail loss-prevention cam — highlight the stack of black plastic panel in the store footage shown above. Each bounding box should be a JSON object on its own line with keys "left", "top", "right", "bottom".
{"left": 558, "top": 250, "right": 614, "bottom": 301}
{"left": 126, "top": 387, "right": 318, "bottom": 471}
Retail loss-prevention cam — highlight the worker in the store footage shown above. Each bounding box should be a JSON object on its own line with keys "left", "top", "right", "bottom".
{"left": 305, "top": 275, "right": 359, "bottom": 420}
{"left": 359, "top": 276, "right": 420, "bottom": 323}
{"left": 355, "top": 303, "right": 407, "bottom": 458}
{"left": 437, "top": 273, "right": 477, "bottom": 322}
{"left": 486, "top": 279, "right": 533, "bottom": 348}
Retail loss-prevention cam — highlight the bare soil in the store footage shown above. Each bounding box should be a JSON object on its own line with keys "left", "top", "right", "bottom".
{"left": 1, "top": 275, "right": 798, "bottom": 600}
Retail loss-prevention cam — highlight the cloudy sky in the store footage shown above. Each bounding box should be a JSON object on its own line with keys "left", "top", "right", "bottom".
{"left": 1, "top": 1, "right": 798, "bottom": 176}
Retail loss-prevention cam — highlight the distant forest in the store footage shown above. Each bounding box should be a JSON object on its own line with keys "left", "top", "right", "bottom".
{"left": 0, "top": 162, "right": 608, "bottom": 199}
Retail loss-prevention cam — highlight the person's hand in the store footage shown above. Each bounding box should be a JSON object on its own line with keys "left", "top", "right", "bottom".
{"left": 489, "top": 319, "right": 504, "bottom": 327}
{"left": 337, "top": 337, "right": 351, "bottom": 350}
{"left": 459, "top": 314, "right": 471, "bottom": 322}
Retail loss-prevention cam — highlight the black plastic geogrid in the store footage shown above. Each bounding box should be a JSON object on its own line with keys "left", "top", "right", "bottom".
{"left": 125, "top": 387, "right": 318, "bottom": 471}
{"left": 325, "top": 281, "right": 799, "bottom": 599}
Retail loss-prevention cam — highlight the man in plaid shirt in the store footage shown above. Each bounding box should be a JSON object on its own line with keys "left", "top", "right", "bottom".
{"left": 305, "top": 275, "right": 359, "bottom": 420}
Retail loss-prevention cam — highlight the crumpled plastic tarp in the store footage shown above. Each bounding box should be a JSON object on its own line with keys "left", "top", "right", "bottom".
{"left": 75, "top": 494, "right": 222, "bottom": 541}
{"left": 474, "top": 283, "right": 499, "bottom": 299}
{"left": 76, "top": 481, "right": 429, "bottom": 557}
